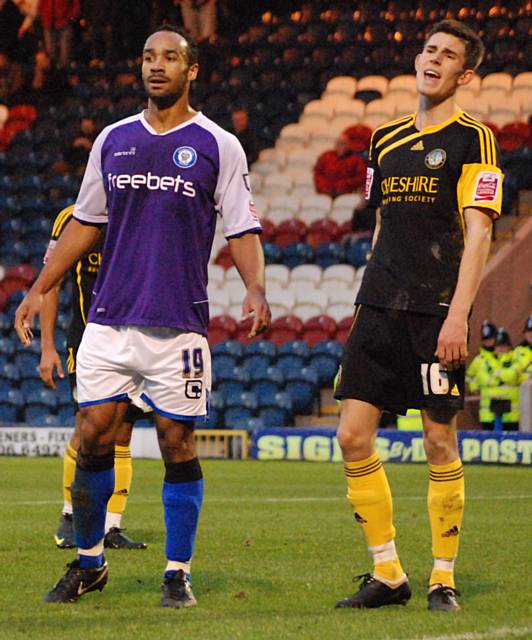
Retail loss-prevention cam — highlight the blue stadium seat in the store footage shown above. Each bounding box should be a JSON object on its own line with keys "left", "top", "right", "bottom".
{"left": 20, "top": 378, "right": 43, "bottom": 395}
{"left": 58, "top": 405, "right": 75, "bottom": 422}
{"left": 345, "top": 237, "right": 372, "bottom": 268}
{"left": 278, "top": 340, "right": 311, "bottom": 359}
{"left": 17, "top": 175, "right": 42, "bottom": 193}
{"left": 14, "top": 351, "right": 40, "bottom": 373}
{"left": 276, "top": 340, "right": 311, "bottom": 375}
{"left": 282, "top": 242, "right": 314, "bottom": 269}
{"left": 0, "top": 336, "right": 16, "bottom": 356}
{"left": 250, "top": 366, "right": 284, "bottom": 398}
{"left": 201, "top": 407, "right": 222, "bottom": 429}
{"left": 229, "top": 416, "right": 265, "bottom": 431}
{"left": 225, "top": 390, "right": 258, "bottom": 412}
{"left": 217, "top": 366, "right": 250, "bottom": 397}
{"left": 28, "top": 412, "right": 62, "bottom": 427}
{"left": 315, "top": 242, "right": 345, "bottom": 269}
{"left": 0, "top": 405, "right": 18, "bottom": 423}
{"left": 312, "top": 340, "right": 343, "bottom": 360}
{"left": 242, "top": 354, "right": 271, "bottom": 374}
{"left": 224, "top": 406, "right": 254, "bottom": 427}
{"left": 26, "top": 216, "right": 50, "bottom": 235}
{"left": 245, "top": 339, "right": 276, "bottom": 359}
{"left": 0, "top": 362, "right": 21, "bottom": 383}
{"left": 24, "top": 405, "right": 51, "bottom": 423}
{"left": 0, "top": 388, "right": 24, "bottom": 408}
{"left": 208, "top": 390, "right": 225, "bottom": 413}
{"left": 309, "top": 340, "right": 344, "bottom": 386}
{"left": 26, "top": 388, "right": 58, "bottom": 411}
{"left": 308, "top": 354, "right": 338, "bottom": 387}
{"left": 212, "top": 354, "right": 238, "bottom": 372}
{"left": 263, "top": 242, "right": 282, "bottom": 264}
{"left": 211, "top": 340, "right": 244, "bottom": 361}
{"left": 258, "top": 407, "right": 289, "bottom": 427}
{"left": 285, "top": 366, "right": 319, "bottom": 414}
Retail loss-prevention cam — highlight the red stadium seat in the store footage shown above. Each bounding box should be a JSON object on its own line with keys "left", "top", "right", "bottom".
{"left": 0, "top": 278, "right": 28, "bottom": 297}
{"left": 260, "top": 218, "right": 276, "bottom": 242}
{"left": 307, "top": 219, "right": 339, "bottom": 247}
{"left": 335, "top": 315, "right": 355, "bottom": 344}
{"left": 234, "top": 317, "right": 264, "bottom": 345}
{"left": 208, "top": 314, "right": 238, "bottom": 345}
{"left": 274, "top": 219, "right": 307, "bottom": 248}
{"left": 302, "top": 315, "right": 337, "bottom": 346}
{"left": 5, "top": 264, "right": 36, "bottom": 285}
{"left": 498, "top": 121, "right": 531, "bottom": 152}
{"left": 269, "top": 314, "right": 304, "bottom": 345}
{"left": 0, "top": 286, "right": 8, "bottom": 312}
{"left": 343, "top": 124, "right": 373, "bottom": 152}
{"left": 337, "top": 219, "right": 354, "bottom": 240}
{"left": 214, "top": 245, "right": 234, "bottom": 269}
{"left": 8, "top": 104, "right": 38, "bottom": 124}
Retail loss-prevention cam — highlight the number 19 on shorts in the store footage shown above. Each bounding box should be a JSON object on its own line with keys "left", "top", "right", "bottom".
{"left": 182, "top": 348, "right": 204, "bottom": 378}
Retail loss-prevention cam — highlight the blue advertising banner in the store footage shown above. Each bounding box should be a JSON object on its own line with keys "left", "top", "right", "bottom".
{"left": 251, "top": 429, "right": 532, "bottom": 465}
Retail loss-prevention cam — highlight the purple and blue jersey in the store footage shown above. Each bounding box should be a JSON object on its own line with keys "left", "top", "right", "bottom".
{"left": 73, "top": 111, "right": 261, "bottom": 336}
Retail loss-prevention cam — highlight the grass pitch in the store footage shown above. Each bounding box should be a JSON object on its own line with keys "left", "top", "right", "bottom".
{"left": 0, "top": 457, "right": 531, "bottom": 640}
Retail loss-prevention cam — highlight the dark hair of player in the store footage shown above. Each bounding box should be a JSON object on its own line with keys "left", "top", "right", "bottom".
{"left": 426, "top": 19, "right": 485, "bottom": 71}
{"left": 149, "top": 24, "right": 199, "bottom": 67}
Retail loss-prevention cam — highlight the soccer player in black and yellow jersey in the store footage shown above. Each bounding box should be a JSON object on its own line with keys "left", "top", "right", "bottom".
{"left": 334, "top": 20, "right": 503, "bottom": 611}
{"left": 40, "top": 204, "right": 148, "bottom": 550}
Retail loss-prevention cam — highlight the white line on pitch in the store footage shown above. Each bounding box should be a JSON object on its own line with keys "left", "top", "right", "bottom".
{"left": 396, "top": 625, "right": 532, "bottom": 640}
{"left": 2, "top": 494, "right": 531, "bottom": 507}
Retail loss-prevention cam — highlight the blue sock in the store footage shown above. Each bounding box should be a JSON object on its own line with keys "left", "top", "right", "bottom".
{"left": 71, "top": 456, "right": 114, "bottom": 567}
{"left": 163, "top": 459, "right": 204, "bottom": 566}
{"left": 78, "top": 553, "right": 105, "bottom": 569}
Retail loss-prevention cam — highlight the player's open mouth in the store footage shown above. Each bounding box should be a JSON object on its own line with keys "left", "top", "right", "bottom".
{"left": 424, "top": 70, "right": 441, "bottom": 79}
{"left": 148, "top": 77, "right": 169, "bottom": 87}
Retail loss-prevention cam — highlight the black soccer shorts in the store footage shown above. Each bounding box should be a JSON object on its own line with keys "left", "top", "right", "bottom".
{"left": 334, "top": 305, "right": 465, "bottom": 415}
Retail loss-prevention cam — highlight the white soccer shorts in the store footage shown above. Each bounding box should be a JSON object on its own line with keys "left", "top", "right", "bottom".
{"left": 76, "top": 323, "right": 211, "bottom": 422}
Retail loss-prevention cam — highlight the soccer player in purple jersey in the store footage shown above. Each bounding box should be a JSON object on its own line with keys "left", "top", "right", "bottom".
{"left": 15, "top": 25, "right": 271, "bottom": 607}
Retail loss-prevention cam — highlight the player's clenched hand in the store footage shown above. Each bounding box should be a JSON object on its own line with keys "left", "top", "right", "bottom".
{"left": 14, "top": 289, "right": 43, "bottom": 347}
{"left": 241, "top": 285, "right": 271, "bottom": 338}
{"left": 40, "top": 348, "right": 64, "bottom": 390}
{"left": 435, "top": 315, "right": 468, "bottom": 370}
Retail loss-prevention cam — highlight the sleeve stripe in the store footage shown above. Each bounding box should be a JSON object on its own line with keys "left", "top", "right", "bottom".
{"left": 51, "top": 204, "right": 75, "bottom": 238}
{"left": 458, "top": 114, "right": 497, "bottom": 166}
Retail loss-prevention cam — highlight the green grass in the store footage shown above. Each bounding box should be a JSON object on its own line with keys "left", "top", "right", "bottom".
{"left": 0, "top": 458, "right": 531, "bottom": 640}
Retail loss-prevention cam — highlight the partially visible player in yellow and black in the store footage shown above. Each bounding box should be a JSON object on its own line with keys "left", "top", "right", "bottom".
{"left": 40, "top": 204, "right": 148, "bottom": 550}
{"left": 334, "top": 20, "right": 503, "bottom": 612}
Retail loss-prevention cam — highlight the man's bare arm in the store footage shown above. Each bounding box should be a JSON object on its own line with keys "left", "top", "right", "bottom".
{"left": 228, "top": 233, "right": 271, "bottom": 337}
{"left": 435, "top": 207, "right": 493, "bottom": 369}
{"left": 39, "top": 282, "right": 64, "bottom": 389}
{"left": 15, "top": 219, "right": 101, "bottom": 345}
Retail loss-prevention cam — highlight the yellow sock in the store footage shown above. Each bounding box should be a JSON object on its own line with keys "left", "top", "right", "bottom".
{"left": 107, "top": 445, "right": 132, "bottom": 515}
{"left": 62, "top": 442, "right": 77, "bottom": 506}
{"left": 344, "top": 453, "right": 404, "bottom": 583}
{"left": 428, "top": 459, "right": 464, "bottom": 588}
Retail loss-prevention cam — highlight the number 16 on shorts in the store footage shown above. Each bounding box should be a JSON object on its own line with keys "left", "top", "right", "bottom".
{"left": 420, "top": 363, "right": 449, "bottom": 396}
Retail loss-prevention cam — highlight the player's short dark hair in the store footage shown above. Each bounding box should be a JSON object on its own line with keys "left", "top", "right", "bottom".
{"left": 426, "top": 19, "right": 485, "bottom": 71}
{"left": 148, "top": 25, "right": 199, "bottom": 67}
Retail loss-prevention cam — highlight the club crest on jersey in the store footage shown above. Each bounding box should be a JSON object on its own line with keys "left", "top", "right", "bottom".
{"left": 173, "top": 146, "right": 197, "bottom": 169}
{"left": 424, "top": 148, "right": 446, "bottom": 170}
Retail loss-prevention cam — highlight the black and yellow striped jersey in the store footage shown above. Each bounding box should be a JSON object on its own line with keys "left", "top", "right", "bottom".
{"left": 358, "top": 109, "right": 503, "bottom": 317}
{"left": 44, "top": 204, "right": 105, "bottom": 347}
